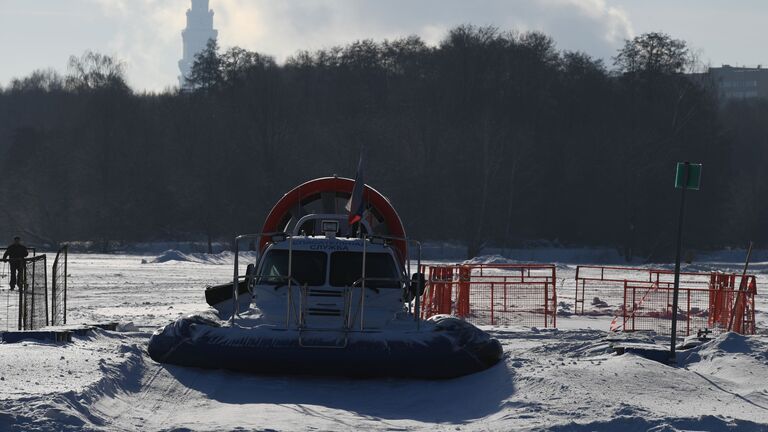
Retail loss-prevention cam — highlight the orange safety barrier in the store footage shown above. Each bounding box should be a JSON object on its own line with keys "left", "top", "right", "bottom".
{"left": 709, "top": 273, "right": 735, "bottom": 328}
{"left": 731, "top": 275, "right": 757, "bottom": 334}
{"left": 456, "top": 266, "right": 471, "bottom": 318}
{"left": 420, "top": 264, "right": 557, "bottom": 327}
{"left": 577, "top": 265, "right": 757, "bottom": 336}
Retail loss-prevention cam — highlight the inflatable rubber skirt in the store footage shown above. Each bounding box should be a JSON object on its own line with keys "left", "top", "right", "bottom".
{"left": 147, "top": 315, "right": 503, "bottom": 379}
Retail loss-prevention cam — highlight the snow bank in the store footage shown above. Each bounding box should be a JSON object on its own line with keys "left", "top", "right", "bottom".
{"left": 463, "top": 254, "right": 520, "bottom": 265}
{"left": 458, "top": 248, "right": 631, "bottom": 265}
{"left": 421, "top": 243, "right": 630, "bottom": 263}
{"left": 679, "top": 332, "right": 759, "bottom": 365}
{"left": 462, "top": 254, "right": 570, "bottom": 270}
{"left": 0, "top": 330, "right": 145, "bottom": 431}
{"left": 144, "top": 249, "right": 258, "bottom": 265}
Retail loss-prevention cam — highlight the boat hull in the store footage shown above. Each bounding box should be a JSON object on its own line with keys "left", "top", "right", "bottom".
{"left": 147, "top": 315, "right": 503, "bottom": 379}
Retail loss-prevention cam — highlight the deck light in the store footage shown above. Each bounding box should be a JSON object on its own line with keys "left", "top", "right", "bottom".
{"left": 322, "top": 220, "right": 339, "bottom": 238}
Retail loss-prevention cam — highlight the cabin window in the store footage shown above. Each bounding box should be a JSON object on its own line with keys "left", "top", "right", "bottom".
{"left": 258, "top": 250, "right": 327, "bottom": 286}
{"left": 329, "top": 252, "right": 400, "bottom": 288}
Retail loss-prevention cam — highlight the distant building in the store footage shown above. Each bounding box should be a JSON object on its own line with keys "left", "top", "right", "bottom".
{"left": 178, "top": 0, "right": 218, "bottom": 88}
{"left": 707, "top": 66, "right": 768, "bottom": 100}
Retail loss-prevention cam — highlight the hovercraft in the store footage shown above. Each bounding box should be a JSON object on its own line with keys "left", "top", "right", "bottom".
{"left": 148, "top": 177, "right": 502, "bottom": 378}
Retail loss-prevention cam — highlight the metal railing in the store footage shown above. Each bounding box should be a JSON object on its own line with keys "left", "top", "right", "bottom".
{"left": 610, "top": 277, "right": 757, "bottom": 336}
{"left": 575, "top": 265, "right": 757, "bottom": 336}
{"left": 3, "top": 255, "right": 48, "bottom": 331}
{"left": 51, "top": 245, "right": 68, "bottom": 326}
{"left": 420, "top": 263, "right": 558, "bottom": 327}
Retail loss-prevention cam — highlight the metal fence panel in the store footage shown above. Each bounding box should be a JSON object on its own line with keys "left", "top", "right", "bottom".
{"left": 1, "top": 275, "right": 19, "bottom": 332}
{"left": 51, "top": 245, "right": 68, "bottom": 326}
{"left": 578, "top": 265, "right": 757, "bottom": 336}
{"left": 20, "top": 255, "right": 48, "bottom": 330}
{"left": 421, "top": 264, "right": 557, "bottom": 327}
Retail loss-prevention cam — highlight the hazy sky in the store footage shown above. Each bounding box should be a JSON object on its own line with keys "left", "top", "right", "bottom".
{"left": 1, "top": 0, "right": 765, "bottom": 92}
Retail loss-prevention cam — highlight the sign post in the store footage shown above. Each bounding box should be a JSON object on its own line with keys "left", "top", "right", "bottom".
{"left": 670, "top": 162, "right": 701, "bottom": 363}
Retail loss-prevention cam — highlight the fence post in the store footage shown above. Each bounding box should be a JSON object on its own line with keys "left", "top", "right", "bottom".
{"left": 631, "top": 282, "right": 637, "bottom": 331}
{"left": 751, "top": 277, "right": 756, "bottom": 330}
{"left": 552, "top": 267, "right": 557, "bottom": 328}
{"left": 490, "top": 282, "right": 495, "bottom": 326}
{"left": 503, "top": 283, "right": 507, "bottom": 312}
{"left": 17, "top": 274, "right": 22, "bottom": 330}
{"left": 622, "top": 280, "right": 628, "bottom": 331}
{"left": 709, "top": 273, "right": 716, "bottom": 325}
{"left": 457, "top": 265, "right": 470, "bottom": 318}
{"left": 43, "top": 256, "right": 48, "bottom": 327}
{"left": 686, "top": 289, "right": 691, "bottom": 336}
{"left": 63, "top": 247, "right": 67, "bottom": 325}
{"left": 575, "top": 266, "right": 580, "bottom": 315}
{"left": 544, "top": 281, "right": 549, "bottom": 328}
{"left": 423, "top": 266, "right": 433, "bottom": 319}
{"left": 51, "top": 261, "right": 56, "bottom": 326}
{"left": 30, "top": 260, "right": 35, "bottom": 330}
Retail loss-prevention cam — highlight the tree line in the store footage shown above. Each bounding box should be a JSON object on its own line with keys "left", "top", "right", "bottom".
{"left": 0, "top": 27, "right": 763, "bottom": 260}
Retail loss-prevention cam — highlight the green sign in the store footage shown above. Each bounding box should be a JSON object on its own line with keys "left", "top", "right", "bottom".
{"left": 675, "top": 162, "right": 702, "bottom": 190}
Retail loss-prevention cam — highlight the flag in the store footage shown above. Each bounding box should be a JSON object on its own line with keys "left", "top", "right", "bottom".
{"left": 346, "top": 153, "right": 365, "bottom": 225}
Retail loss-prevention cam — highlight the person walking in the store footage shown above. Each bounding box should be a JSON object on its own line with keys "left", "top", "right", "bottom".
{"left": 3, "top": 237, "right": 28, "bottom": 290}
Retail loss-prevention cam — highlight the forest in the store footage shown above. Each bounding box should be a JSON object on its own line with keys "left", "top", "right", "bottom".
{"left": 0, "top": 26, "right": 765, "bottom": 260}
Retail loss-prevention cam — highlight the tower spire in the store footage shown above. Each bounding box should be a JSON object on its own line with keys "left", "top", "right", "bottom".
{"left": 178, "top": 0, "right": 218, "bottom": 88}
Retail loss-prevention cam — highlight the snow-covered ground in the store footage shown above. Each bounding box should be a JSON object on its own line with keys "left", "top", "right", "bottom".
{"left": 2, "top": 252, "right": 768, "bottom": 431}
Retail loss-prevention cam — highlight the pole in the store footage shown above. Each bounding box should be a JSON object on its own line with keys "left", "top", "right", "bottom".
{"left": 728, "top": 241, "right": 754, "bottom": 331}
{"left": 415, "top": 241, "right": 421, "bottom": 330}
{"left": 63, "top": 247, "right": 67, "bottom": 325}
{"left": 231, "top": 237, "right": 239, "bottom": 326}
{"left": 2, "top": 260, "right": 7, "bottom": 332}
{"left": 670, "top": 162, "right": 690, "bottom": 362}
{"left": 360, "top": 235, "right": 367, "bottom": 331}
{"left": 44, "top": 257, "right": 48, "bottom": 327}
{"left": 31, "top": 260, "right": 36, "bottom": 329}
{"left": 18, "top": 263, "right": 23, "bottom": 330}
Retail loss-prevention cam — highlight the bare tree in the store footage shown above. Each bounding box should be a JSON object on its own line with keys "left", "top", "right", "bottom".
{"left": 614, "top": 32, "right": 691, "bottom": 75}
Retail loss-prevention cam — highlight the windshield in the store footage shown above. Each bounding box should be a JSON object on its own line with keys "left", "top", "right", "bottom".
{"left": 258, "top": 250, "right": 327, "bottom": 286}
{"left": 329, "top": 252, "right": 400, "bottom": 288}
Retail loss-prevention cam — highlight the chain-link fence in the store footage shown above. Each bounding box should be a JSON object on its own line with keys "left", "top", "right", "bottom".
{"left": 576, "top": 265, "right": 758, "bottom": 336}
{"left": 610, "top": 277, "right": 757, "bottom": 337}
{"left": 51, "top": 245, "right": 68, "bottom": 326}
{"left": 1, "top": 252, "right": 65, "bottom": 332}
{"left": 420, "top": 264, "right": 558, "bottom": 327}
{"left": 20, "top": 255, "right": 48, "bottom": 330}
{"left": 1, "top": 260, "right": 20, "bottom": 331}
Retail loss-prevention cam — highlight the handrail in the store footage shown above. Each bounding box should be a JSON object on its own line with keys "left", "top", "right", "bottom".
{"left": 360, "top": 234, "right": 366, "bottom": 330}
{"left": 231, "top": 231, "right": 423, "bottom": 331}
{"left": 287, "top": 235, "right": 294, "bottom": 328}
{"left": 364, "top": 234, "right": 422, "bottom": 326}
{"left": 291, "top": 213, "right": 373, "bottom": 236}
{"left": 231, "top": 232, "right": 287, "bottom": 326}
